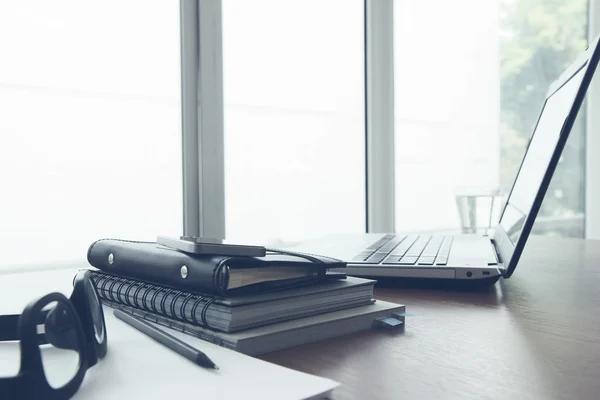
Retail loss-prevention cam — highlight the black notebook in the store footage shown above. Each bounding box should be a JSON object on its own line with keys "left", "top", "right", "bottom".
{"left": 89, "top": 269, "right": 376, "bottom": 332}
{"left": 87, "top": 239, "right": 347, "bottom": 297}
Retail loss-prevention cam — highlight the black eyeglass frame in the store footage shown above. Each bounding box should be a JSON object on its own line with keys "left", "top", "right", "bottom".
{"left": 0, "top": 270, "right": 107, "bottom": 399}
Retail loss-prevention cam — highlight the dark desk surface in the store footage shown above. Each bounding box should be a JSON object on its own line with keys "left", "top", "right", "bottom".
{"left": 259, "top": 236, "right": 600, "bottom": 400}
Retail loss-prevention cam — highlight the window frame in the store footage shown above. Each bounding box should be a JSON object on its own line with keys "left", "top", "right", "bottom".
{"left": 186, "top": 0, "right": 376, "bottom": 238}
{"left": 587, "top": 0, "right": 600, "bottom": 239}
{"left": 189, "top": 0, "right": 596, "bottom": 239}
{"left": 180, "top": 0, "right": 226, "bottom": 239}
{"left": 365, "top": 0, "right": 396, "bottom": 233}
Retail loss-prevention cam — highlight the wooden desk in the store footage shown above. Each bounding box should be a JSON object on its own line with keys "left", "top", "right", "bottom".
{"left": 260, "top": 236, "right": 600, "bottom": 399}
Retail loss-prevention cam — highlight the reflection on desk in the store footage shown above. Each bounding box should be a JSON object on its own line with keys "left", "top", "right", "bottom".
{"left": 260, "top": 235, "right": 600, "bottom": 400}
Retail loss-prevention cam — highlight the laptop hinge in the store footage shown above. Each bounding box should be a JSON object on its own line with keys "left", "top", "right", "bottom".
{"left": 489, "top": 239, "right": 501, "bottom": 264}
{"left": 490, "top": 239, "right": 508, "bottom": 276}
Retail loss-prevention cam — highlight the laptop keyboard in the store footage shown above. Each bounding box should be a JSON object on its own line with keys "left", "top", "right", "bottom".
{"left": 351, "top": 234, "right": 453, "bottom": 266}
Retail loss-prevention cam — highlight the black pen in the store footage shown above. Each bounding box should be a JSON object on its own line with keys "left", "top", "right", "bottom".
{"left": 113, "top": 308, "right": 219, "bottom": 370}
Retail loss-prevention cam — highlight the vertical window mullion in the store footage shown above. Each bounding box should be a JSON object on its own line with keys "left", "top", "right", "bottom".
{"left": 365, "top": 0, "right": 395, "bottom": 233}
{"left": 180, "top": 0, "right": 225, "bottom": 239}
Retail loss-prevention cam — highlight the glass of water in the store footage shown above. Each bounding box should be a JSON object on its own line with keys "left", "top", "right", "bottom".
{"left": 454, "top": 187, "right": 505, "bottom": 235}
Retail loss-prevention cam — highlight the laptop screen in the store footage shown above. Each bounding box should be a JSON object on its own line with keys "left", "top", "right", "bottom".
{"left": 499, "top": 66, "right": 586, "bottom": 245}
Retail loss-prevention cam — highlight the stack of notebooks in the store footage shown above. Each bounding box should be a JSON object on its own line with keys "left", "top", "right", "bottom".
{"left": 84, "top": 239, "right": 406, "bottom": 356}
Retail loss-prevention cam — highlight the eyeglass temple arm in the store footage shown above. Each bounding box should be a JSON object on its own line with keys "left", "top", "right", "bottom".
{"left": 0, "top": 315, "right": 27, "bottom": 396}
{"left": 0, "top": 314, "right": 20, "bottom": 342}
{"left": 0, "top": 312, "right": 53, "bottom": 346}
{"left": 0, "top": 375, "right": 22, "bottom": 398}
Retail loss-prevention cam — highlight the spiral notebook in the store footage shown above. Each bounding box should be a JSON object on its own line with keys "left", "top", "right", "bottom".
{"left": 88, "top": 269, "right": 376, "bottom": 332}
{"left": 110, "top": 299, "right": 406, "bottom": 355}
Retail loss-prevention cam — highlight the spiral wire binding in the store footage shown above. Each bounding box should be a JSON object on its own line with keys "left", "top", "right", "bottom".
{"left": 201, "top": 297, "right": 215, "bottom": 327}
{"left": 132, "top": 283, "right": 144, "bottom": 309}
{"left": 150, "top": 286, "right": 162, "bottom": 315}
{"left": 124, "top": 282, "right": 136, "bottom": 308}
{"left": 159, "top": 289, "right": 175, "bottom": 317}
{"left": 90, "top": 271, "right": 215, "bottom": 329}
{"left": 190, "top": 295, "right": 205, "bottom": 326}
{"left": 141, "top": 284, "right": 156, "bottom": 313}
{"left": 170, "top": 290, "right": 184, "bottom": 319}
{"left": 115, "top": 278, "right": 129, "bottom": 306}
{"left": 180, "top": 293, "right": 196, "bottom": 323}
{"left": 98, "top": 275, "right": 112, "bottom": 301}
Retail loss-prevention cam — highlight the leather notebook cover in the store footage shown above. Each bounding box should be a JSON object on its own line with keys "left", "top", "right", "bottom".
{"left": 87, "top": 239, "right": 346, "bottom": 297}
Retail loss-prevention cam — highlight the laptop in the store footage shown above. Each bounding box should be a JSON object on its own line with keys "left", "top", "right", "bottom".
{"left": 285, "top": 34, "right": 600, "bottom": 286}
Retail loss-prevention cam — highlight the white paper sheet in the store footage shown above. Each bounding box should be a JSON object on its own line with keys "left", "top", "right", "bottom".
{"left": 0, "top": 269, "right": 339, "bottom": 400}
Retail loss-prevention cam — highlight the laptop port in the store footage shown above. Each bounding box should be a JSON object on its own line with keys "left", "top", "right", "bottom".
{"left": 482, "top": 271, "right": 490, "bottom": 276}
{"left": 466, "top": 271, "right": 472, "bottom": 277}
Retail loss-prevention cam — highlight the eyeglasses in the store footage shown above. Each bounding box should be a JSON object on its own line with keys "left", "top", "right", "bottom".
{"left": 0, "top": 270, "right": 107, "bottom": 400}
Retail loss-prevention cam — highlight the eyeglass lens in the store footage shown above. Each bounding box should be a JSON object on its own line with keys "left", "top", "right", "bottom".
{"left": 39, "top": 301, "right": 82, "bottom": 389}
{"left": 84, "top": 278, "right": 105, "bottom": 344}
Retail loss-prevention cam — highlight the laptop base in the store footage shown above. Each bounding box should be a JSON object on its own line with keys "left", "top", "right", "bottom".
{"left": 370, "top": 275, "right": 501, "bottom": 290}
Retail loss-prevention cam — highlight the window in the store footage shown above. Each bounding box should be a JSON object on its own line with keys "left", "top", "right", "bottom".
{"left": 393, "top": 0, "right": 588, "bottom": 237}
{"left": 222, "top": 0, "right": 366, "bottom": 244}
{"left": 2, "top": 0, "right": 591, "bottom": 273}
{"left": 500, "top": 0, "right": 588, "bottom": 237}
{"left": 394, "top": 0, "right": 500, "bottom": 232}
{"left": 0, "top": 1, "right": 182, "bottom": 268}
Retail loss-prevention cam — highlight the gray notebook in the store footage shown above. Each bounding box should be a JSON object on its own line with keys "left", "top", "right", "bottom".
{"left": 109, "top": 300, "right": 406, "bottom": 355}
{"left": 91, "top": 270, "right": 376, "bottom": 332}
